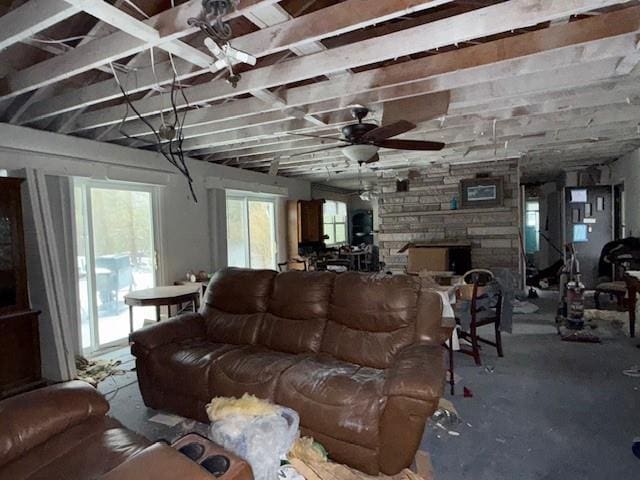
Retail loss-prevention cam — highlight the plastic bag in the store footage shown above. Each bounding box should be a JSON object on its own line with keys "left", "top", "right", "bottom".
{"left": 210, "top": 407, "right": 299, "bottom": 480}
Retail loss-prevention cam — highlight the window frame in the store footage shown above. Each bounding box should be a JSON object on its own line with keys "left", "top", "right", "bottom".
{"left": 323, "top": 200, "right": 348, "bottom": 247}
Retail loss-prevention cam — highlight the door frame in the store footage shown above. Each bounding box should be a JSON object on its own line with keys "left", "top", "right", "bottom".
{"left": 73, "top": 179, "right": 160, "bottom": 354}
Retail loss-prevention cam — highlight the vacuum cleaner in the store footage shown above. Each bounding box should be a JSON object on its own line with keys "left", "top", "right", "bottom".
{"left": 556, "top": 243, "right": 600, "bottom": 343}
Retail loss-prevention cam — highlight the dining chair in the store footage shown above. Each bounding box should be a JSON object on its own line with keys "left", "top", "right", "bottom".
{"left": 277, "top": 258, "right": 308, "bottom": 272}
{"left": 456, "top": 281, "right": 504, "bottom": 366}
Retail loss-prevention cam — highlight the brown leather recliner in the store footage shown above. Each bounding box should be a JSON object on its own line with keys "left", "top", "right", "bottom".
{"left": 131, "top": 269, "right": 452, "bottom": 475}
{"left": 0, "top": 381, "right": 214, "bottom": 480}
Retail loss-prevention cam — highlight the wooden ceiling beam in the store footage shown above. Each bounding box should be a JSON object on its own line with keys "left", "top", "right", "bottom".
{"left": 61, "top": 0, "right": 214, "bottom": 68}
{"left": 97, "top": 6, "right": 640, "bottom": 142}
{"left": 276, "top": 126, "right": 640, "bottom": 178}
{"left": 180, "top": 56, "right": 624, "bottom": 152}
{"left": 142, "top": 34, "right": 635, "bottom": 145}
{"left": 20, "top": 0, "right": 452, "bottom": 125}
{"left": 243, "top": 116, "right": 640, "bottom": 171}
{"left": 0, "top": 0, "right": 277, "bottom": 101}
{"left": 202, "top": 81, "right": 640, "bottom": 161}
{"left": 69, "top": 0, "right": 632, "bottom": 132}
{"left": 0, "top": 0, "right": 79, "bottom": 52}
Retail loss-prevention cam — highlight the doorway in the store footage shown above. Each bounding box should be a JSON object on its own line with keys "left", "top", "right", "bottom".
{"left": 226, "top": 193, "right": 277, "bottom": 270}
{"left": 74, "top": 180, "right": 157, "bottom": 353}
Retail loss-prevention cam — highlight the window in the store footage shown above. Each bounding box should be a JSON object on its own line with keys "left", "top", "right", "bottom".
{"left": 525, "top": 200, "right": 540, "bottom": 253}
{"left": 323, "top": 200, "right": 348, "bottom": 246}
{"left": 226, "top": 193, "right": 276, "bottom": 270}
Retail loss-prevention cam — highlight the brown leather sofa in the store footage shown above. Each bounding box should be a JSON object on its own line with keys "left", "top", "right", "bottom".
{"left": 131, "top": 269, "right": 451, "bottom": 475}
{"left": 0, "top": 381, "right": 213, "bottom": 480}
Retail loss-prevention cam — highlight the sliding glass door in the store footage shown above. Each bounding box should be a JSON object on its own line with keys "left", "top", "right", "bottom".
{"left": 75, "top": 180, "right": 157, "bottom": 352}
{"left": 226, "top": 194, "right": 277, "bottom": 270}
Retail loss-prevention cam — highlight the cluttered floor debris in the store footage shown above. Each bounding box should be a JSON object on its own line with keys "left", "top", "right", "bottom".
{"left": 96, "top": 293, "right": 639, "bottom": 480}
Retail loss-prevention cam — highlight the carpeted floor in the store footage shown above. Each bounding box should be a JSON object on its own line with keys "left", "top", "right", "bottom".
{"left": 97, "top": 291, "right": 640, "bottom": 479}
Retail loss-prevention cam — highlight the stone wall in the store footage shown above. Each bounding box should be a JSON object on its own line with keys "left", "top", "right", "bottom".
{"left": 377, "top": 159, "right": 521, "bottom": 273}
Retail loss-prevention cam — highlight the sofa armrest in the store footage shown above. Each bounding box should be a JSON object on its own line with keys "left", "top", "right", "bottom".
{"left": 129, "top": 313, "right": 205, "bottom": 356}
{"left": 384, "top": 343, "right": 446, "bottom": 401}
{"left": 101, "top": 443, "right": 214, "bottom": 480}
{"left": 0, "top": 381, "right": 109, "bottom": 468}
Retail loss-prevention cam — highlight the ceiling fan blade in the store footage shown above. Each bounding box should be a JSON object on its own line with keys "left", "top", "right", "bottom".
{"left": 365, "top": 153, "right": 380, "bottom": 164}
{"left": 375, "top": 139, "right": 445, "bottom": 151}
{"left": 286, "top": 132, "right": 348, "bottom": 142}
{"left": 289, "top": 145, "right": 346, "bottom": 157}
{"left": 361, "top": 120, "right": 416, "bottom": 142}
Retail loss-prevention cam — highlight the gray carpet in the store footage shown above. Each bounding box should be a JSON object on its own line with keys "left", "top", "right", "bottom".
{"left": 98, "top": 292, "right": 640, "bottom": 479}
{"left": 422, "top": 292, "right": 640, "bottom": 479}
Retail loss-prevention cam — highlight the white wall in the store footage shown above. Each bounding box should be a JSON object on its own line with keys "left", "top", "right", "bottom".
{"left": 611, "top": 148, "right": 640, "bottom": 237}
{"left": 0, "top": 123, "right": 311, "bottom": 283}
{"left": 0, "top": 123, "right": 310, "bottom": 376}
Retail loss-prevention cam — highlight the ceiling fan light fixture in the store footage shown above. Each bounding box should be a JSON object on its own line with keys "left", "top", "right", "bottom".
{"left": 342, "top": 144, "right": 379, "bottom": 163}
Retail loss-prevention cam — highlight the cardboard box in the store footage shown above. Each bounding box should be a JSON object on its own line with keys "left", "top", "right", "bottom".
{"left": 407, "top": 247, "right": 449, "bottom": 274}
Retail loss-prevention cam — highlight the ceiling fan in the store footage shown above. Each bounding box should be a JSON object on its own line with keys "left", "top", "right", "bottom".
{"left": 288, "top": 106, "right": 445, "bottom": 164}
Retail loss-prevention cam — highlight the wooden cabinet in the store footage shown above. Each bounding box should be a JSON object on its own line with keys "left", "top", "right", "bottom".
{"left": 297, "top": 199, "right": 325, "bottom": 243}
{"left": 287, "top": 200, "right": 325, "bottom": 262}
{"left": 0, "top": 177, "right": 41, "bottom": 398}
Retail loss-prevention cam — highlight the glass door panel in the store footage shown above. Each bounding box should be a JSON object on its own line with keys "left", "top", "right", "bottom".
{"left": 226, "top": 197, "right": 248, "bottom": 268}
{"left": 75, "top": 182, "right": 157, "bottom": 352}
{"left": 248, "top": 200, "right": 276, "bottom": 270}
{"left": 226, "top": 194, "right": 276, "bottom": 270}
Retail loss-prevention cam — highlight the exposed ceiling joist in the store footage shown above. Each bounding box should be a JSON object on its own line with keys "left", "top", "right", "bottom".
{"left": 63, "top": 0, "right": 214, "bottom": 68}
{"left": 20, "top": 0, "right": 460, "bottom": 125}
{"left": 100, "top": 6, "right": 640, "bottom": 145}
{"left": 223, "top": 103, "right": 640, "bottom": 171}
{"left": 179, "top": 56, "right": 624, "bottom": 153}
{"left": 0, "top": 0, "right": 278, "bottom": 101}
{"left": 121, "top": 33, "right": 636, "bottom": 146}
{"left": 206, "top": 85, "right": 640, "bottom": 162}
{"left": 0, "top": 0, "right": 79, "bottom": 52}
{"left": 69, "top": 0, "right": 631, "bottom": 132}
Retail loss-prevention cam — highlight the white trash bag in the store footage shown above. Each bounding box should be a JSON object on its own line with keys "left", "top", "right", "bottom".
{"left": 210, "top": 406, "right": 299, "bottom": 480}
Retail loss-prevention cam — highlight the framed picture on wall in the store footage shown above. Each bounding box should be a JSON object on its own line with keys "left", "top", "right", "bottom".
{"left": 459, "top": 177, "right": 504, "bottom": 209}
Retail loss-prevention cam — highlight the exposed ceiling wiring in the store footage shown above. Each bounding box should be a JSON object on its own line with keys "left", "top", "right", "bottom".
{"left": 29, "top": 34, "right": 99, "bottom": 44}
{"left": 188, "top": 0, "right": 239, "bottom": 41}
{"left": 110, "top": 61, "right": 198, "bottom": 202}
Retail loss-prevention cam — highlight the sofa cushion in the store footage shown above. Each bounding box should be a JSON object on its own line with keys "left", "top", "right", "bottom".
{"left": 204, "top": 308, "right": 265, "bottom": 346}
{"left": 275, "top": 354, "right": 385, "bottom": 449}
{"left": 210, "top": 346, "right": 304, "bottom": 400}
{"left": 258, "top": 271, "right": 334, "bottom": 353}
{"left": 202, "top": 268, "right": 276, "bottom": 314}
{"left": 321, "top": 273, "right": 420, "bottom": 369}
{"left": 146, "top": 340, "right": 240, "bottom": 400}
{"left": 202, "top": 268, "right": 276, "bottom": 345}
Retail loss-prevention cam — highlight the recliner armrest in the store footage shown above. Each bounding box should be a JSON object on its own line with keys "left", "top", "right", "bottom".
{"left": 129, "top": 313, "right": 205, "bottom": 355}
{"left": 0, "top": 381, "right": 109, "bottom": 468}
{"left": 384, "top": 343, "right": 446, "bottom": 401}
{"left": 101, "top": 443, "right": 213, "bottom": 480}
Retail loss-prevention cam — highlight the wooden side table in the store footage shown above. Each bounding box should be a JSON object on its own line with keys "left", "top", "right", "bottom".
{"left": 124, "top": 286, "right": 201, "bottom": 333}
{"left": 624, "top": 272, "right": 638, "bottom": 338}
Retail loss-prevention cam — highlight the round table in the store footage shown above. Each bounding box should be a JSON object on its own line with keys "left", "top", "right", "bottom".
{"left": 124, "top": 285, "right": 201, "bottom": 332}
